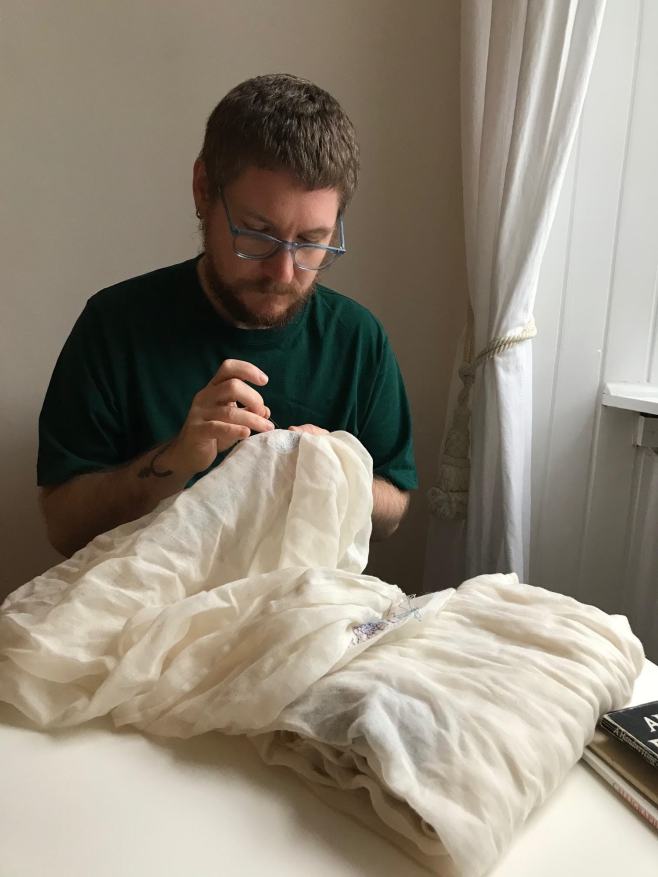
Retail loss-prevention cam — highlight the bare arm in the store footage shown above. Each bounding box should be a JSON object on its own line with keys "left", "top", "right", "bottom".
{"left": 371, "top": 476, "right": 410, "bottom": 541}
{"left": 40, "top": 442, "right": 192, "bottom": 557}
{"left": 40, "top": 359, "right": 274, "bottom": 557}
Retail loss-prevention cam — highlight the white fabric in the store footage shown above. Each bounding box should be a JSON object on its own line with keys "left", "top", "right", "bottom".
{"left": 428, "top": 0, "right": 607, "bottom": 580}
{"left": 2, "top": 665, "right": 658, "bottom": 877}
{"left": 0, "top": 431, "right": 643, "bottom": 877}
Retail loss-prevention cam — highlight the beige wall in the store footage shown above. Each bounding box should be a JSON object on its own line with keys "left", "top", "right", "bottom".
{"left": 0, "top": 0, "right": 466, "bottom": 601}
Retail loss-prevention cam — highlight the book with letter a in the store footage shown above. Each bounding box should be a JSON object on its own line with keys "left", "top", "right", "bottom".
{"left": 599, "top": 700, "right": 658, "bottom": 769}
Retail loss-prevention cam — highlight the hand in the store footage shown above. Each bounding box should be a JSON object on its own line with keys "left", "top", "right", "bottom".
{"left": 288, "top": 424, "right": 329, "bottom": 436}
{"left": 169, "top": 359, "right": 274, "bottom": 476}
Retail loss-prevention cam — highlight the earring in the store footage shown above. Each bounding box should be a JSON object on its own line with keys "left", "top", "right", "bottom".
{"left": 195, "top": 208, "right": 202, "bottom": 219}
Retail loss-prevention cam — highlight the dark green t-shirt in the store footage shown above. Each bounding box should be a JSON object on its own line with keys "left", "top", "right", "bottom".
{"left": 38, "top": 256, "right": 418, "bottom": 491}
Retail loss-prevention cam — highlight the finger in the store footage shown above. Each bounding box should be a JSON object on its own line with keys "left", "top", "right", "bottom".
{"left": 199, "top": 420, "right": 251, "bottom": 442}
{"left": 202, "top": 405, "right": 274, "bottom": 434}
{"left": 197, "top": 379, "right": 267, "bottom": 414}
{"left": 229, "top": 408, "right": 275, "bottom": 434}
{"left": 216, "top": 379, "right": 268, "bottom": 412}
{"left": 288, "top": 424, "right": 328, "bottom": 435}
{"left": 211, "top": 359, "right": 268, "bottom": 388}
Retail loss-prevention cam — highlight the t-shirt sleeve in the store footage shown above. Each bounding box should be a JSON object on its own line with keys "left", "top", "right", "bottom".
{"left": 37, "top": 301, "right": 125, "bottom": 486}
{"left": 358, "top": 332, "right": 418, "bottom": 491}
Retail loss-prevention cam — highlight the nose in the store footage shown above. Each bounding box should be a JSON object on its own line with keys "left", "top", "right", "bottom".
{"left": 262, "top": 246, "right": 296, "bottom": 284}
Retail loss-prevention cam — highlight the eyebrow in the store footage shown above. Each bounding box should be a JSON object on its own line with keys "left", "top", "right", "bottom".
{"left": 242, "top": 209, "right": 333, "bottom": 237}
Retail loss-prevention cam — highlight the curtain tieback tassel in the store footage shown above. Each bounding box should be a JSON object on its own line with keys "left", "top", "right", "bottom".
{"left": 428, "top": 317, "right": 537, "bottom": 521}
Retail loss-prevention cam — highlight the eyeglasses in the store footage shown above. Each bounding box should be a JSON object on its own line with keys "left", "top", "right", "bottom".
{"left": 218, "top": 187, "right": 346, "bottom": 271}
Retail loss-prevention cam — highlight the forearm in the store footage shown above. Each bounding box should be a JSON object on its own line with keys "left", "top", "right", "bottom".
{"left": 40, "top": 442, "right": 194, "bottom": 557}
{"left": 371, "top": 476, "right": 410, "bottom": 541}
{"left": 39, "top": 360, "right": 276, "bottom": 558}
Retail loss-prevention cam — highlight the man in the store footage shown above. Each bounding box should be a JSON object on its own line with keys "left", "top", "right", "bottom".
{"left": 38, "top": 74, "right": 417, "bottom": 557}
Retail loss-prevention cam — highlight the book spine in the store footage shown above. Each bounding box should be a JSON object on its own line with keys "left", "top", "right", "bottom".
{"left": 602, "top": 780, "right": 658, "bottom": 832}
{"left": 582, "top": 750, "right": 658, "bottom": 832}
{"left": 600, "top": 719, "right": 658, "bottom": 769}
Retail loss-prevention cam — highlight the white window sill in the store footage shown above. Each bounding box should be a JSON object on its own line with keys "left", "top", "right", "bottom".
{"left": 601, "top": 382, "right": 658, "bottom": 416}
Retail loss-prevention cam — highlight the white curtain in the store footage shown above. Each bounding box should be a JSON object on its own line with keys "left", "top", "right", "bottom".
{"left": 427, "top": 0, "right": 607, "bottom": 583}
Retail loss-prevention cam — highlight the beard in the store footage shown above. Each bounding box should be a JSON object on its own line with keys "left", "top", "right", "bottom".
{"left": 201, "top": 247, "right": 316, "bottom": 329}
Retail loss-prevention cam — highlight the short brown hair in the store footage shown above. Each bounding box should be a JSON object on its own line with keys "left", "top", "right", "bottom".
{"left": 200, "top": 73, "right": 359, "bottom": 211}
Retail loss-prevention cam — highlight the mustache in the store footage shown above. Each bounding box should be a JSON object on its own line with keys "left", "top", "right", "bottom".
{"left": 231, "top": 279, "right": 302, "bottom": 297}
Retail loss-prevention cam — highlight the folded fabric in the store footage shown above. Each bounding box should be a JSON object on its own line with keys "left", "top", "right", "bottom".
{"left": 0, "top": 431, "right": 644, "bottom": 876}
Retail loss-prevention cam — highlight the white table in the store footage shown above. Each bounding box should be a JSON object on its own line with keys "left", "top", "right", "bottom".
{"left": 1, "top": 663, "right": 656, "bottom": 877}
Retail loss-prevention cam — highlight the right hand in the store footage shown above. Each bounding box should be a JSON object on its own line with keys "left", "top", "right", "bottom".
{"left": 168, "top": 359, "right": 274, "bottom": 476}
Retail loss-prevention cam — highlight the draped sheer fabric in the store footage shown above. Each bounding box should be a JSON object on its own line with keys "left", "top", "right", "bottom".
{"left": 0, "top": 430, "right": 643, "bottom": 876}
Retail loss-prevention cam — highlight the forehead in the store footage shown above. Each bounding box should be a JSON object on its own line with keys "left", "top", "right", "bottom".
{"left": 226, "top": 166, "right": 340, "bottom": 226}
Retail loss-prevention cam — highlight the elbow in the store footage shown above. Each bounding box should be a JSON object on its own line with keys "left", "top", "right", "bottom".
{"left": 43, "top": 515, "right": 77, "bottom": 558}
{"left": 47, "top": 530, "right": 77, "bottom": 559}
{"left": 370, "top": 519, "right": 401, "bottom": 542}
{"left": 39, "top": 486, "right": 78, "bottom": 558}
{"left": 370, "top": 482, "right": 411, "bottom": 542}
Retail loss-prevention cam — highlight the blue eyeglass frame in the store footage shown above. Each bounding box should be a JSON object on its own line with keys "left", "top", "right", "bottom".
{"left": 218, "top": 186, "right": 347, "bottom": 271}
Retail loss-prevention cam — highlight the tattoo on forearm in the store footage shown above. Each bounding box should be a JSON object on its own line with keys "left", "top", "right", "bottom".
{"left": 137, "top": 443, "right": 174, "bottom": 479}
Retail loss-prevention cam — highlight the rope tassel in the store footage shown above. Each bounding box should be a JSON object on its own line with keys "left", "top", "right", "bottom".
{"left": 428, "top": 315, "right": 537, "bottom": 521}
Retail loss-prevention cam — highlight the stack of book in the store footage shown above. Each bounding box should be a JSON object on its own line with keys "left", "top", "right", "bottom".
{"left": 582, "top": 700, "right": 658, "bottom": 831}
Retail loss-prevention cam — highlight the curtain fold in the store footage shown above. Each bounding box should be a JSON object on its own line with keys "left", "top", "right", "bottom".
{"left": 427, "top": 0, "right": 607, "bottom": 583}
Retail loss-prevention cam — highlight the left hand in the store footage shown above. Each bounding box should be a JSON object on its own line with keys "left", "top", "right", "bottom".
{"left": 288, "top": 424, "right": 329, "bottom": 436}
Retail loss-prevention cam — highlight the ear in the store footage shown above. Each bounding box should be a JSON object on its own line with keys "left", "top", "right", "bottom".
{"left": 193, "top": 158, "right": 211, "bottom": 218}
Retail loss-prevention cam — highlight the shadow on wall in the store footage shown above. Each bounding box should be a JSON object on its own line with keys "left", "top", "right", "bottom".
{"left": 0, "top": 432, "right": 61, "bottom": 603}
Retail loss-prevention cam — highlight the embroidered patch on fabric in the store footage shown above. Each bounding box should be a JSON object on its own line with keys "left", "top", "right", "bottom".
{"left": 351, "top": 596, "right": 422, "bottom": 645}
{"left": 352, "top": 620, "right": 389, "bottom": 644}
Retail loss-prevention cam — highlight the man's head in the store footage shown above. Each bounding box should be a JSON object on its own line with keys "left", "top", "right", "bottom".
{"left": 193, "top": 74, "right": 359, "bottom": 329}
